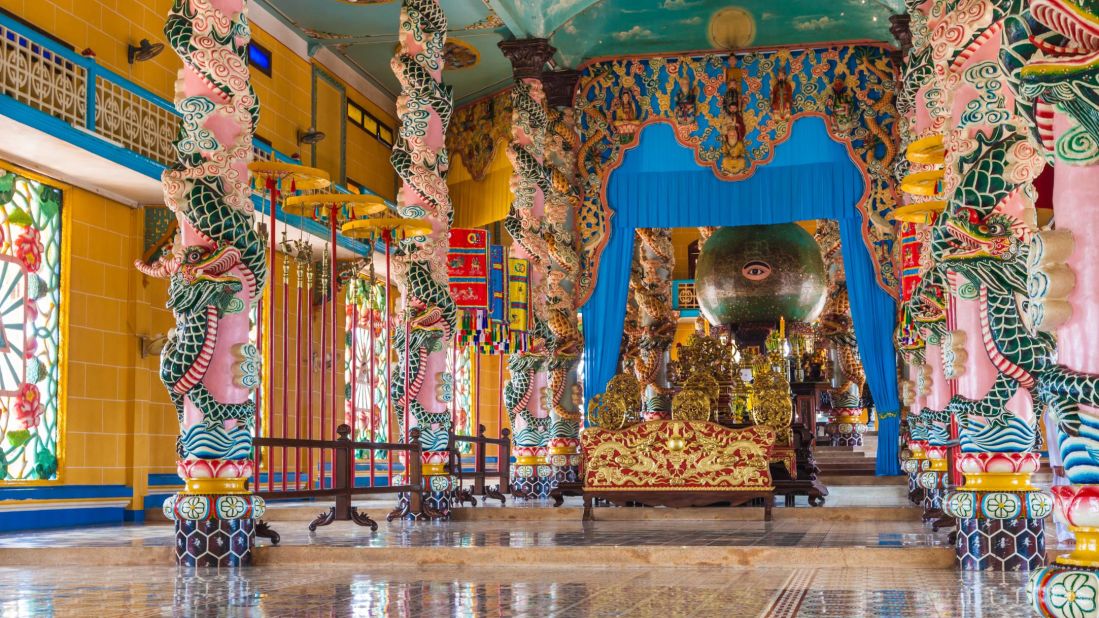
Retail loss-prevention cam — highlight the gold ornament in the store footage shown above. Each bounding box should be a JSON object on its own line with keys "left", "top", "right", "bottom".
{"left": 749, "top": 352, "right": 793, "bottom": 446}
{"left": 672, "top": 388, "right": 712, "bottom": 422}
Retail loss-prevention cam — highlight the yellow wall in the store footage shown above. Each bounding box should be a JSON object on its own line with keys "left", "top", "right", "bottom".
{"left": 475, "top": 354, "right": 509, "bottom": 439}
{"left": 63, "top": 188, "right": 177, "bottom": 506}
{"left": 670, "top": 227, "right": 698, "bottom": 280}
{"left": 0, "top": 0, "right": 397, "bottom": 199}
{"left": 449, "top": 142, "right": 513, "bottom": 229}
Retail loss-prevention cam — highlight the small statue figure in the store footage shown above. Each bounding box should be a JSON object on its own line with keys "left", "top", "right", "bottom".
{"left": 673, "top": 78, "right": 698, "bottom": 127}
{"left": 611, "top": 76, "right": 641, "bottom": 134}
{"left": 827, "top": 77, "right": 855, "bottom": 134}
{"left": 770, "top": 66, "right": 793, "bottom": 120}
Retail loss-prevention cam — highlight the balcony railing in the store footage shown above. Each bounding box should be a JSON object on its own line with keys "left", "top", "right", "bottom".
{"left": 0, "top": 13, "right": 390, "bottom": 209}
{"left": 672, "top": 279, "right": 698, "bottom": 313}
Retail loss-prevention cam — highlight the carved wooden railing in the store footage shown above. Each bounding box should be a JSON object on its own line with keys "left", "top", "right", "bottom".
{"left": 448, "top": 425, "right": 511, "bottom": 506}
{"left": 254, "top": 424, "right": 429, "bottom": 531}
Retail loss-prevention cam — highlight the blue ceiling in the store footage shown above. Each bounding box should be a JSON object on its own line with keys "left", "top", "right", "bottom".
{"left": 257, "top": 0, "right": 902, "bottom": 105}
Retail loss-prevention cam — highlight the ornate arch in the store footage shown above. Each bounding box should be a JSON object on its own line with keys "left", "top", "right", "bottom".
{"left": 573, "top": 44, "right": 901, "bottom": 304}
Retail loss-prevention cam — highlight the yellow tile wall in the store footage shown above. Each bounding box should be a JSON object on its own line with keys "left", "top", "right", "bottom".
{"left": 475, "top": 354, "right": 510, "bottom": 440}
{"left": 63, "top": 188, "right": 177, "bottom": 506}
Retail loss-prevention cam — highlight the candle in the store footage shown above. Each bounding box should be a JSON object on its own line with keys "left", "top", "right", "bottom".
{"left": 779, "top": 316, "right": 785, "bottom": 339}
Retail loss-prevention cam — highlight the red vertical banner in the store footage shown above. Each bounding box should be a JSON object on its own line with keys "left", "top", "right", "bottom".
{"left": 447, "top": 228, "right": 490, "bottom": 347}
{"left": 899, "top": 222, "right": 922, "bottom": 303}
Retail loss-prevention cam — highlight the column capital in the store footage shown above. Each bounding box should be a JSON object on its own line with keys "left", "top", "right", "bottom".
{"left": 498, "top": 38, "right": 556, "bottom": 80}
{"left": 541, "top": 69, "right": 581, "bottom": 108}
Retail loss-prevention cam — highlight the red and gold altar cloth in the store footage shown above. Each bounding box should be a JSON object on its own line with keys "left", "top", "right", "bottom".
{"left": 582, "top": 421, "right": 775, "bottom": 491}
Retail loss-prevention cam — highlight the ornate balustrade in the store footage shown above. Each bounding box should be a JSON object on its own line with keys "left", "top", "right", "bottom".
{"left": 0, "top": 13, "right": 389, "bottom": 206}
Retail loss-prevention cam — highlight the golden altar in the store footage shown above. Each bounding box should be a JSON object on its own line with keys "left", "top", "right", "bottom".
{"left": 581, "top": 420, "right": 776, "bottom": 520}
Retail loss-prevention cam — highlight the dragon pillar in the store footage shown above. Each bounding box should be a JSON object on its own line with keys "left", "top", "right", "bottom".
{"left": 814, "top": 219, "right": 868, "bottom": 447}
{"left": 498, "top": 39, "right": 556, "bottom": 499}
{"left": 149, "top": 0, "right": 267, "bottom": 566}
{"left": 389, "top": 0, "right": 458, "bottom": 518}
{"left": 916, "top": 0, "right": 1052, "bottom": 572}
{"left": 542, "top": 69, "right": 584, "bottom": 484}
{"left": 630, "top": 229, "right": 675, "bottom": 420}
{"left": 1020, "top": 1, "right": 1099, "bottom": 613}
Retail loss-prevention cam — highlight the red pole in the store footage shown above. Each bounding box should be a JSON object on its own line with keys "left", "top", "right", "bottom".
{"left": 319, "top": 247, "right": 328, "bottom": 491}
{"left": 451, "top": 339, "right": 457, "bottom": 431}
{"left": 330, "top": 207, "right": 340, "bottom": 489}
{"left": 295, "top": 256, "right": 304, "bottom": 491}
{"left": 369, "top": 291, "right": 376, "bottom": 487}
{"left": 254, "top": 291, "right": 263, "bottom": 489}
{"left": 403, "top": 323, "right": 410, "bottom": 445}
{"left": 350, "top": 288, "right": 358, "bottom": 487}
{"left": 385, "top": 231, "right": 394, "bottom": 487}
{"left": 474, "top": 351, "right": 481, "bottom": 469}
{"left": 307, "top": 260, "right": 315, "bottom": 489}
{"left": 281, "top": 249, "right": 289, "bottom": 492}
{"left": 266, "top": 181, "right": 277, "bottom": 494}
{"left": 253, "top": 176, "right": 268, "bottom": 491}
{"left": 497, "top": 354, "right": 505, "bottom": 436}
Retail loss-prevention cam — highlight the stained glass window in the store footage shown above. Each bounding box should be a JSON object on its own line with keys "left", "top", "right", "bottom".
{"left": 0, "top": 170, "right": 62, "bottom": 482}
{"left": 448, "top": 345, "right": 473, "bottom": 454}
{"left": 344, "top": 280, "right": 389, "bottom": 458}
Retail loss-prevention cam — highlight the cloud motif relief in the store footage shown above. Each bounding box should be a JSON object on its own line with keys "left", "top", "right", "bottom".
{"left": 614, "top": 26, "right": 655, "bottom": 41}
{"left": 793, "top": 16, "right": 841, "bottom": 31}
{"left": 662, "top": 0, "right": 702, "bottom": 8}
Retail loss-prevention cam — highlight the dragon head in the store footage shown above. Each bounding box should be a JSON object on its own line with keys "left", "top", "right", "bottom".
{"left": 945, "top": 209, "right": 1021, "bottom": 261}
{"left": 1020, "top": 0, "right": 1099, "bottom": 85}
{"left": 165, "top": 245, "right": 244, "bottom": 315}
{"left": 936, "top": 208, "right": 1028, "bottom": 295}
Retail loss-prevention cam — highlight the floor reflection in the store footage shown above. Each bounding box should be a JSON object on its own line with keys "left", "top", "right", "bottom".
{"left": 0, "top": 565, "right": 1033, "bottom": 617}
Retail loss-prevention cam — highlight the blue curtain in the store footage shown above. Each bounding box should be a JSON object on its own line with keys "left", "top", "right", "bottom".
{"left": 838, "top": 218, "right": 901, "bottom": 475}
{"left": 579, "top": 118, "right": 901, "bottom": 475}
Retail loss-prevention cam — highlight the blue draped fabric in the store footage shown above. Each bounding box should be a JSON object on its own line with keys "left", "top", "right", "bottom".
{"left": 579, "top": 118, "right": 901, "bottom": 475}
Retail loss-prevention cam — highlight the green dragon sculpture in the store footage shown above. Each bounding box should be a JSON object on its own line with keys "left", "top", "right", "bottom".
{"left": 140, "top": 0, "right": 265, "bottom": 464}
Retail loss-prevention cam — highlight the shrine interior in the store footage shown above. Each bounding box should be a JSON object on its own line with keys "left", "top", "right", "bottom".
{"left": 0, "top": 0, "right": 1092, "bottom": 616}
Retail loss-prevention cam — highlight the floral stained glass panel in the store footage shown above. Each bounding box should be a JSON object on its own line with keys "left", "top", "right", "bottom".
{"left": 345, "top": 282, "right": 389, "bottom": 459}
{"left": 0, "top": 170, "right": 62, "bottom": 481}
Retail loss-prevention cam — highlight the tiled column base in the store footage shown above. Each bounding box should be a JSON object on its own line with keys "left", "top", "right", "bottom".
{"left": 919, "top": 472, "right": 946, "bottom": 513}
{"left": 425, "top": 474, "right": 454, "bottom": 517}
{"left": 550, "top": 452, "right": 581, "bottom": 484}
{"left": 512, "top": 462, "right": 553, "bottom": 499}
{"left": 902, "top": 457, "right": 927, "bottom": 505}
{"left": 828, "top": 421, "right": 863, "bottom": 447}
{"left": 1029, "top": 486, "right": 1099, "bottom": 616}
{"left": 956, "top": 517, "right": 1045, "bottom": 571}
{"left": 907, "top": 473, "right": 923, "bottom": 504}
{"left": 390, "top": 474, "right": 453, "bottom": 520}
{"left": 175, "top": 518, "right": 254, "bottom": 567}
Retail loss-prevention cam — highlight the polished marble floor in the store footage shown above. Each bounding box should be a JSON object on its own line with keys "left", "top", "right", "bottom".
{"left": 0, "top": 564, "right": 1034, "bottom": 617}
{"left": 0, "top": 518, "right": 949, "bottom": 550}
